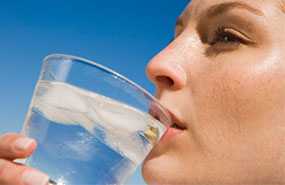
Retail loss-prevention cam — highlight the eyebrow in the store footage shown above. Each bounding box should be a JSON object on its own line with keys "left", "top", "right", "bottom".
{"left": 206, "top": 2, "right": 264, "bottom": 18}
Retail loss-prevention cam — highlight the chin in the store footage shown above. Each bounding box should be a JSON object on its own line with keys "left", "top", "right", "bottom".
{"left": 141, "top": 126, "right": 191, "bottom": 184}
{"left": 142, "top": 151, "right": 187, "bottom": 185}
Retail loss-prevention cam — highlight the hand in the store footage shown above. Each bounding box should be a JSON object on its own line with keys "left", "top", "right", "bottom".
{"left": 0, "top": 133, "right": 49, "bottom": 185}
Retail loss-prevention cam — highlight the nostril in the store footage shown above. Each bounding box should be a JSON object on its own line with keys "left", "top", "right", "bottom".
{"left": 156, "top": 76, "right": 174, "bottom": 88}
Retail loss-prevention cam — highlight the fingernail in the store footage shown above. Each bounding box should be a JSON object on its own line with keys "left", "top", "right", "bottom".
{"left": 14, "top": 138, "right": 35, "bottom": 151}
{"left": 22, "top": 170, "right": 49, "bottom": 185}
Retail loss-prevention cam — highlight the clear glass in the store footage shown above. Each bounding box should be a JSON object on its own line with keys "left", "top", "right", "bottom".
{"left": 21, "top": 54, "right": 171, "bottom": 185}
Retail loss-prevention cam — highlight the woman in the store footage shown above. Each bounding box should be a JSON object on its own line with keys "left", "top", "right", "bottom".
{"left": 1, "top": 0, "right": 285, "bottom": 184}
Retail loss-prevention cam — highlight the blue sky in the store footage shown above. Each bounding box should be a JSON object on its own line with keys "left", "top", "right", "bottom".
{"left": 0, "top": 0, "right": 189, "bottom": 184}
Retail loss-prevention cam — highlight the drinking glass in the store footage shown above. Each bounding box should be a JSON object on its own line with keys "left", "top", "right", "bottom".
{"left": 21, "top": 54, "right": 171, "bottom": 185}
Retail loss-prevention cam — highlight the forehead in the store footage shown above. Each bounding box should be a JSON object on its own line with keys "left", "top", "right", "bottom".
{"left": 180, "top": 0, "right": 280, "bottom": 19}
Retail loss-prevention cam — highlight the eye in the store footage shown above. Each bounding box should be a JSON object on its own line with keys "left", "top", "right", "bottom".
{"left": 210, "top": 27, "right": 249, "bottom": 46}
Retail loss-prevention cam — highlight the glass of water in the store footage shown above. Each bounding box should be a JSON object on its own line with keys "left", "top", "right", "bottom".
{"left": 21, "top": 54, "right": 171, "bottom": 185}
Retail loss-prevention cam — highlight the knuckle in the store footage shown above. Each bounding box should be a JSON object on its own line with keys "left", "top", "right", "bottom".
{"left": 0, "top": 133, "right": 13, "bottom": 140}
{"left": 0, "top": 132, "right": 18, "bottom": 137}
{"left": 0, "top": 133, "right": 21, "bottom": 148}
{"left": 0, "top": 133, "right": 20, "bottom": 142}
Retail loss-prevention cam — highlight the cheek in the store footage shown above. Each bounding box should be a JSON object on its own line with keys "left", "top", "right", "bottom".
{"left": 190, "top": 49, "right": 285, "bottom": 148}
{"left": 193, "top": 48, "right": 285, "bottom": 121}
{"left": 220, "top": 56, "right": 285, "bottom": 122}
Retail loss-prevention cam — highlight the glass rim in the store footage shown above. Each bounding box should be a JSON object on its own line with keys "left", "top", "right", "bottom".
{"left": 43, "top": 53, "right": 171, "bottom": 125}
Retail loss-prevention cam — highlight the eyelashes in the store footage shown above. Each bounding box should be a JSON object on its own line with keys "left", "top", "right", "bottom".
{"left": 203, "top": 26, "right": 255, "bottom": 56}
{"left": 170, "top": 25, "right": 255, "bottom": 56}
{"left": 210, "top": 26, "right": 247, "bottom": 46}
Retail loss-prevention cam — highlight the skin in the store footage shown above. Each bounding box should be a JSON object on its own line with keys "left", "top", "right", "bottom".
{"left": 142, "top": 0, "right": 285, "bottom": 184}
{"left": 1, "top": 0, "right": 285, "bottom": 185}
{"left": 0, "top": 133, "right": 49, "bottom": 185}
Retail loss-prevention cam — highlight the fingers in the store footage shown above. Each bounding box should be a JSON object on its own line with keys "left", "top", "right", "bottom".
{"left": 0, "top": 133, "right": 49, "bottom": 185}
{"left": 0, "top": 159, "right": 49, "bottom": 185}
{"left": 0, "top": 133, "right": 37, "bottom": 160}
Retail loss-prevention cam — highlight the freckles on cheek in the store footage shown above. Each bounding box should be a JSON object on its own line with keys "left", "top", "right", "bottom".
{"left": 192, "top": 46, "right": 285, "bottom": 128}
{"left": 207, "top": 75, "right": 245, "bottom": 119}
{"left": 207, "top": 66, "right": 285, "bottom": 125}
{"left": 221, "top": 79, "right": 251, "bottom": 120}
{"left": 198, "top": 69, "right": 248, "bottom": 122}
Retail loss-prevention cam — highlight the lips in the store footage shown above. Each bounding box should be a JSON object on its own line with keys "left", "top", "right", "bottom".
{"left": 168, "top": 110, "right": 187, "bottom": 130}
{"left": 148, "top": 101, "right": 187, "bottom": 144}
{"left": 149, "top": 104, "right": 187, "bottom": 143}
{"left": 150, "top": 102, "right": 186, "bottom": 127}
{"left": 162, "top": 112, "right": 186, "bottom": 141}
{"left": 171, "top": 123, "right": 185, "bottom": 130}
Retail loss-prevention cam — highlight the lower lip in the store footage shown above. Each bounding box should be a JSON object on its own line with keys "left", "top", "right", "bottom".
{"left": 160, "top": 126, "right": 184, "bottom": 142}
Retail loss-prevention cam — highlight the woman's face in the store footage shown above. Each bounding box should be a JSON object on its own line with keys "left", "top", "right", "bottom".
{"left": 142, "top": 0, "right": 285, "bottom": 184}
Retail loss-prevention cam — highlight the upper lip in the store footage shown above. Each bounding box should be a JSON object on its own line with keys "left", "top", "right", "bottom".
{"left": 167, "top": 109, "right": 187, "bottom": 130}
{"left": 149, "top": 103, "right": 187, "bottom": 130}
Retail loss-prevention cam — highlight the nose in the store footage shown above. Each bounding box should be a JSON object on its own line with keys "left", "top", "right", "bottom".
{"left": 146, "top": 45, "right": 188, "bottom": 91}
